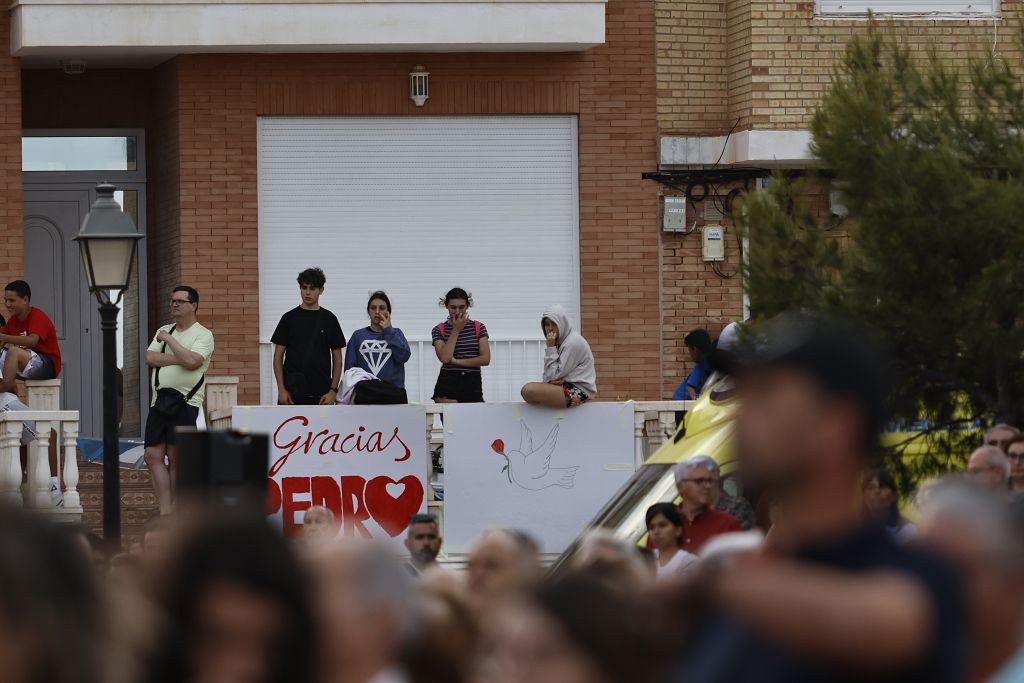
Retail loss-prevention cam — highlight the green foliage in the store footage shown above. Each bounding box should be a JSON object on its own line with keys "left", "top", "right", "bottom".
{"left": 741, "top": 26, "right": 1024, "bottom": 472}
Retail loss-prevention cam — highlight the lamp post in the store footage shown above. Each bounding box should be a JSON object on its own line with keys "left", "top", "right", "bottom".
{"left": 73, "top": 183, "right": 143, "bottom": 549}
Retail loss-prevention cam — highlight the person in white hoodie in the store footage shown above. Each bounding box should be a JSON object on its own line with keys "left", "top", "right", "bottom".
{"left": 521, "top": 304, "right": 598, "bottom": 408}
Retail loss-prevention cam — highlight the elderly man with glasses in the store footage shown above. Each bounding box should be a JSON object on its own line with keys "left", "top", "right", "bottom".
{"left": 673, "top": 455, "right": 742, "bottom": 553}
{"left": 143, "top": 285, "right": 215, "bottom": 515}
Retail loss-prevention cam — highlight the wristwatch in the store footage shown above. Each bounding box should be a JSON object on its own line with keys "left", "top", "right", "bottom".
{"left": 330, "top": 386, "right": 339, "bottom": 392}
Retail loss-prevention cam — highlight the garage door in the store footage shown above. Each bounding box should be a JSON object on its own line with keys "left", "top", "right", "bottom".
{"left": 257, "top": 116, "right": 580, "bottom": 404}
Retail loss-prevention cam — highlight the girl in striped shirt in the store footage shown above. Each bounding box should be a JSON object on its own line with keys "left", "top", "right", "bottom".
{"left": 431, "top": 287, "right": 490, "bottom": 403}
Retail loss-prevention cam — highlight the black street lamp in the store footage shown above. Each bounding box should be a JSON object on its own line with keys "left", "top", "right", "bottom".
{"left": 73, "top": 183, "right": 143, "bottom": 549}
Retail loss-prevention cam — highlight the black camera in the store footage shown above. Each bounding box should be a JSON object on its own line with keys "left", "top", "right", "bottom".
{"left": 175, "top": 428, "right": 268, "bottom": 514}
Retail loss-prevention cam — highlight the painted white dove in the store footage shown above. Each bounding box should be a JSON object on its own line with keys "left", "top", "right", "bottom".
{"left": 506, "top": 421, "right": 579, "bottom": 491}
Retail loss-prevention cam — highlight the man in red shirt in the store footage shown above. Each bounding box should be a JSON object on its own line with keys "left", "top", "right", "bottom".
{"left": 0, "top": 280, "right": 62, "bottom": 391}
{"left": 674, "top": 455, "right": 742, "bottom": 553}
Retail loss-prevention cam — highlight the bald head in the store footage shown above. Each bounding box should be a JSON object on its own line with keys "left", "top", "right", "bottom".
{"left": 466, "top": 530, "right": 540, "bottom": 605}
{"left": 310, "top": 542, "right": 410, "bottom": 683}
{"left": 967, "top": 446, "right": 1010, "bottom": 492}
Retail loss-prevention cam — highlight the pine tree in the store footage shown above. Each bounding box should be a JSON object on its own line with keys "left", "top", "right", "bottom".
{"left": 743, "top": 27, "right": 1024, "bottom": 472}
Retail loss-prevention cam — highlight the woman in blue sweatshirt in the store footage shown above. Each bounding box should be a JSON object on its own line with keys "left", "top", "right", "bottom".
{"left": 345, "top": 291, "right": 412, "bottom": 402}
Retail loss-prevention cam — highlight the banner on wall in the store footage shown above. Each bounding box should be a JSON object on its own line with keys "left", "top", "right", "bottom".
{"left": 442, "top": 402, "right": 636, "bottom": 554}
{"left": 232, "top": 405, "right": 428, "bottom": 540}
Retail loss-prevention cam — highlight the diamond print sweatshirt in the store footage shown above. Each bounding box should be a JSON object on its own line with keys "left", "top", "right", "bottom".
{"left": 344, "top": 326, "right": 412, "bottom": 389}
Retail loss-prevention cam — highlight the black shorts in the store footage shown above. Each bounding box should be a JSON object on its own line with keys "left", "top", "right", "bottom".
{"left": 432, "top": 369, "right": 484, "bottom": 403}
{"left": 144, "top": 404, "right": 200, "bottom": 447}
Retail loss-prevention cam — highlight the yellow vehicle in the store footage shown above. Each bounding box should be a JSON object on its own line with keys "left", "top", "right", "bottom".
{"left": 553, "top": 371, "right": 979, "bottom": 568}
{"left": 552, "top": 372, "right": 741, "bottom": 568}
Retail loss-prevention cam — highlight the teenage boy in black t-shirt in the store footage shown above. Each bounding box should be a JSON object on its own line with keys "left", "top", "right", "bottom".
{"left": 272, "top": 268, "right": 346, "bottom": 405}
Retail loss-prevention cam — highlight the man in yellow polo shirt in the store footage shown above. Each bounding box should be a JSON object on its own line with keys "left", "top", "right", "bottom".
{"left": 143, "top": 285, "right": 214, "bottom": 515}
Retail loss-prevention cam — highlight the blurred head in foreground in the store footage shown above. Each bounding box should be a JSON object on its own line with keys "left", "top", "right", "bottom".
{"left": 310, "top": 541, "right": 412, "bottom": 683}
{"left": 401, "top": 588, "right": 480, "bottom": 683}
{"left": 735, "top": 314, "right": 888, "bottom": 503}
{"left": 466, "top": 529, "right": 541, "bottom": 608}
{"left": 572, "top": 528, "right": 651, "bottom": 588}
{"left": 966, "top": 446, "right": 1010, "bottom": 493}
{"left": 144, "top": 512, "right": 315, "bottom": 683}
{"left": 0, "top": 506, "right": 105, "bottom": 683}
{"left": 984, "top": 423, "right": 1019, "bottom": 454}
{"left": 488, "top": 571, "right": 662, "bottom": 683}
{"left": 917, "top": 479, "right": 1024, "bottom": 680}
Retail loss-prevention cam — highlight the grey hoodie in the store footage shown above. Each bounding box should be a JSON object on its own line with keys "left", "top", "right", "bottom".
{"left": 541, "top": 304, "right": 598, "bottom": 397}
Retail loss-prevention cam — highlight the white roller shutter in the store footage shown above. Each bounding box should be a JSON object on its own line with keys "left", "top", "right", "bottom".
{"left": 258, "top": 116, "right": 580, "bottom": 404}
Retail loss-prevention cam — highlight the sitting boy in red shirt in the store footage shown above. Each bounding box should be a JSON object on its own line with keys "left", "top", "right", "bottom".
{"left": 0, "top": 280, "right": 62, "bottom": 394}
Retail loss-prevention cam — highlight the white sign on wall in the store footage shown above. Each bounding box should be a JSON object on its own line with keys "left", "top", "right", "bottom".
{"left": 232, "top": 405, "right": 428, "bottom": 540}
{"left": 442, "top": 402, "right": 635, "bottom": 554}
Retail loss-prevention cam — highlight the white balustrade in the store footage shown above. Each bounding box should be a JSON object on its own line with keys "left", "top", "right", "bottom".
{"left": 207, "top": 376, "right": 239, "bottom": 430}
{"left": 0, "top": 410, "right": 82, "bottom": 520}
{"left": 25, "top": 379, "right": 61, "bottom": 410}
{"left": 206, "top": 376, "right": 239, "bottom": 427}
{"left": 0, "top": 421, "right": 22, "bottom": 506}
{"left": 29, "top": 419, "right": 52, "bottom": 509}
{"left": 61, "top": 420, "right": 81, "bottom": 510}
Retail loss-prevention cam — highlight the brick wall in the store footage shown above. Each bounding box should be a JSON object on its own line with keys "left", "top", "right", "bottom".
{"left": 660, "top": 186, "right": 745, "bottom": 396}
{"left": 165, "top": 0, "right": 657, "bottom": 404}
{"left": 658, "top": 2, "right": 1024, "bottom": 132}
{"left": 726, "top": 0, "right": 753, "bottom": 128}
{"left": 150, "top": 61, "right": 182, "bottom": 336}
{"left": 746, "top": 6, "right": 1024, "bottom": 129}
{"left": 656, "top": 0, "right": 729, "bottom": 134}
{"left": 0, "top": 10, "right": 22, "bottom": 287}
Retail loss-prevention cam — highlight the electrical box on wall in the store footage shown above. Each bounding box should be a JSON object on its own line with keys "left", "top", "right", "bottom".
{"left": 662, "top": 196, "right": 687, "bottom": 232}
{"left": 702, "top": 225, "right": 725, "bottom": 261}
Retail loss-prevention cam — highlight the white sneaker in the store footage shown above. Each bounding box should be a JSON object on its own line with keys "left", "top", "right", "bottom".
{"left": 49, "top": 477, "right": 63, "bottom": 508}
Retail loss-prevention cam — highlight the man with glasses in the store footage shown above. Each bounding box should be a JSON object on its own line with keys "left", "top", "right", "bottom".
{"left": 1007, "top": 435, "right": 1024, "bottom": 500}
{"left": 673, "top": 455, "right": 742, "bottom": 553}
{"left": 966, "top": 445, "right": 1011, "bottom": 495}
{"left": 143, "top": 285, "right": 214, "bottom": 515}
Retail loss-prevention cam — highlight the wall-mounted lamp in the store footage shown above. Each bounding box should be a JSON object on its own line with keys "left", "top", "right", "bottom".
{"left": 410, "top": 65, "right": 429, "bottom": 107}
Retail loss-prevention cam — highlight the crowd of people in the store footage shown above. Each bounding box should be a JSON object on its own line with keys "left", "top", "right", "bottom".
{"left": 2, "top": 314, "right": 1022, "bottom": 683}
{"left": 0, "top": 265, "right": 602, "bottom": 513}
{"left": 272, "top": 268, "right": 597, "bottom": 410}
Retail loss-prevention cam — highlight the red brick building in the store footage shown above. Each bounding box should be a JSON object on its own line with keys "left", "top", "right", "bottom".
{"left": 3, "top": 0, "right": 662, "bottom": 437}
{"left": 3, "top": 0, "right": 1016, "bottom": 437}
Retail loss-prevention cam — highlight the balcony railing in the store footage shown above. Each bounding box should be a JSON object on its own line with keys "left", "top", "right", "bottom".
{"left": 260, "top": 338, "right": 553, "bottom": 405}
{"left": 0, "top": 409, "right": 82, "bottom": 518}
{"left": 8, "top": 371, "right": 689, "bottom": 556}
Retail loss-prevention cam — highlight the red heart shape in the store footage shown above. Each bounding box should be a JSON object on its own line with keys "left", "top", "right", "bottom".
{"left": 364, "top": 476, "right": 425, "bottom": 537}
